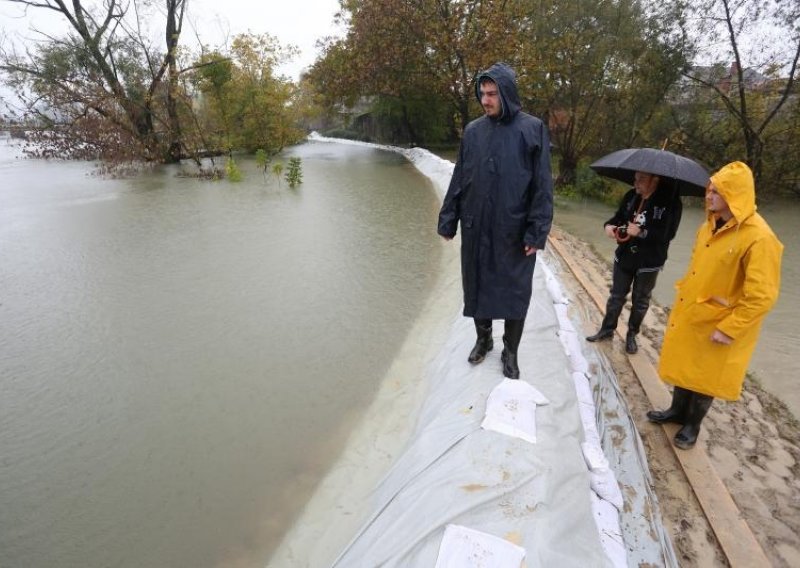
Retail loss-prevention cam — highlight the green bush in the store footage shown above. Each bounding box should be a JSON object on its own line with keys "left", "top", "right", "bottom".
{"left": 255, "top": 148, "right": 268, "bottom": 171}
{"left": 575, "top": 164, "right": 620, "bottom": 201}
{"left": 285, "top": 157, "right": 303, "bottom": 188}
{"left": 225, "top": 156, "right": 242, "bottom": 182}
{"left": 557, "top": 163, "right": 625, "bottom": 205}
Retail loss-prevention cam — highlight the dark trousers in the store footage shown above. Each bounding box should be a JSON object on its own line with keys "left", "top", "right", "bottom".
{"left": 600, "top": 263, "right": 659, "bottom": 334}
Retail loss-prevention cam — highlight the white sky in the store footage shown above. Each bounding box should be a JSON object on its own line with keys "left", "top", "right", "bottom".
{"left": 187, "top": 0, "right": 344, "bottom": 79}
{"left": 0, "top": 0, "right": 344, "bottom": 80}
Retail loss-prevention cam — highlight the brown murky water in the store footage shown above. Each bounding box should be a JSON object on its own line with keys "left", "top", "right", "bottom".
{"left": 0, "top": 137, "right": 444, "bottom": 568}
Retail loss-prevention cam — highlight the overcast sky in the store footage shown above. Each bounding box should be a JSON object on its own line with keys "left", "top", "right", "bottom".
{"left": 188, "top": 0, "right": 344, "bottom": 78}
{"left": 0, "top": 0, "right": 344, "bottom": 80}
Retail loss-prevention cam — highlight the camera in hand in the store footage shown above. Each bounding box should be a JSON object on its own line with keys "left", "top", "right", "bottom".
{"left": 614, "top": 224, "right": 632, "bottom": 243}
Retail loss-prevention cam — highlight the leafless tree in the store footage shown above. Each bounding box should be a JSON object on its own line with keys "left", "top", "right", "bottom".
{"left": 683, "top": 0, "right": 799, "bottom": 182}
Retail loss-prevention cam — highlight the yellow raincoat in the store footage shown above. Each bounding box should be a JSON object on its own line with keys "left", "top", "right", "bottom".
{"left": 658, "top": 162, "right": 783, "bottom": 400}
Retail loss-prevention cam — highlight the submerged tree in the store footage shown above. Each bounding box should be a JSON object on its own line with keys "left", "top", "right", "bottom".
{"left": 191, "top": 33, "right": 303, "bottom": 157}
{"left": 285, "top": 156, "right": 302, "bottom": 187}
{"left": 0, "top": 0, "right": 195, "bottom": 163}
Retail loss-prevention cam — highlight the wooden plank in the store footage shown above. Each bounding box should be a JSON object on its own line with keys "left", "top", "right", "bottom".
{"left": 547, "top": 233, "right": 770, "bottom": 568}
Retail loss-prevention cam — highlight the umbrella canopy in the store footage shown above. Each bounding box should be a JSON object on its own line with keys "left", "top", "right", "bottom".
{"left": 589, "top": 148, "right": 710, "bottom": 197}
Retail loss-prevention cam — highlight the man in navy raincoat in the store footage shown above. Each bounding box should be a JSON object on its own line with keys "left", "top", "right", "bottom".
{"left": 438, "top": 62, "right": 554, "bottom": 380}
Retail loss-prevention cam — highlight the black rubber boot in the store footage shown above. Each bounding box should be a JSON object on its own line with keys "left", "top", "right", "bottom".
{"left": 625, "top": 331, "right": 638, "bottom": 354}
{"left": 468, "top": 319, "right": 493, "bottom": 364}
{"left": 627, "top": 270, "right": 656, "bottom": 334}
{"left": 626, "top": 302, "right": 645, "bottom": 354}
{"left": 587, "top": 288, "right": 624, "bottom": 342}
{"left": 586, "top": 328, "right": 614, "bottom": 342}
{"left": 501, "top": 319, "right": 524, "bottom": 379}
{"left": 674, "top": 393, "right": 714, "bottom": 450}
{"left": 647, "top": 386, "right": 692, "bottom": 425}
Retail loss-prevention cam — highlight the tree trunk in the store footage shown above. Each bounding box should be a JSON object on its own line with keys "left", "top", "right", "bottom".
{"left": 164, "top": 0, "right": 186, "bottom": 163}
{"left": 458, "top": 97, "right": 470, "bottom": 134}
{"left": 401, "top": 102, "right": 418, "bottom": 145}
{"left": 557, "top": 154, "right": 578, "bottom": 186}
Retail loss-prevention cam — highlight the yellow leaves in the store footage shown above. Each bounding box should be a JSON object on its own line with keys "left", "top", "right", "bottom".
{"left": 189, "top": 33, "right": 303, "bottom": 155}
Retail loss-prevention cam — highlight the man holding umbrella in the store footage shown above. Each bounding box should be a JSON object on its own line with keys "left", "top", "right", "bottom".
{"left": 586, "top": 147, "right": 709, "bottom": 353}
{"left": 586, "top": 170, "right": 683, "bottom": 353}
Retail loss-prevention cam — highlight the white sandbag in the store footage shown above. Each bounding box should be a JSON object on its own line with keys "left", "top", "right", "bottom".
{"left": 590, "top": 467, "right": 625, "bottom": 511}
{"left": 582, "top": 441, "right": 610, "bottom": 472}
{"left": 553, "top": 303, "right": 576, "bottom": 332}
{"left": 434, "top": 524, "right": 526, "bottom": 568}
{"left": 558, "top": 329, "right": 590, "bottom": 374}
{"left": 481, "top": 378, "right": 549, "bottom": 444}
{"left": 590, "top": 493, "right": 627, "bottom": 567}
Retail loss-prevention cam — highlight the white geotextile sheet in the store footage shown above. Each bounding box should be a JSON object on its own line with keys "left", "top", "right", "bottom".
{"left": 332, "top": 263, "right": 617, "bottom": 567}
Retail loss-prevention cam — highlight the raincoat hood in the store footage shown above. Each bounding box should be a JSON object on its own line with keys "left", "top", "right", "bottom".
{"left": 475, "top": 62, "right": 521, "bottom": 123}
{"left": 709, "top": 161, "right": 756, "bottom": 224}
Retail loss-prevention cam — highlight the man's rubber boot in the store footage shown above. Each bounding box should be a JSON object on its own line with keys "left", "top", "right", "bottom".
{"left": 626, "top": 295, "right": 650, "bottom": 354}
{"left": 625, "top": 331, "right": 638, "bottom": 354}
{"left": 674, "top": 393, "right": 714, "bottom": 450}
{"left": 587, "top": 302, "right": 621, "bottom": 342}
{"left": 468, "top": 319, "right": 493, "bottom": 364}
{"left": 586, "top": 328, "right": 614, "bottom": 342}
{"left": 647, "top": 386, "right": 692, "bottom": 425}
{"left": 501, "top": 319, "right": 524, "bottom": 380}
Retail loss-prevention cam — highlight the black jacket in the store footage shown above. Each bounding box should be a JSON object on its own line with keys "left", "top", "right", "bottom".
{"left": 438, "top": 63, "right": 554, "bottom": 319}
{"left": 605, "top": 185, "right": 682, "bottom": 271}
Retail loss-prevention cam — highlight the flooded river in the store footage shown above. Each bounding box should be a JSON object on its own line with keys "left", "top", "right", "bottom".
{"left": 0, "top": 138, "right": 444, "bottom": 567}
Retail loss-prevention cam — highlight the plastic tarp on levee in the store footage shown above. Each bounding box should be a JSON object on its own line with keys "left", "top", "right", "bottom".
{"left": 330, "top": 254, "right": 673, "bottom": 567}
{"left": 294, "top": 136, "right": 678, "bottom": 568}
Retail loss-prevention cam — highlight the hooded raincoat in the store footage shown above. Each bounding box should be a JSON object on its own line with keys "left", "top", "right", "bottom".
{"left": 437, "top": 63, "right": 553, "bottom": 319}
{"left": 658, "top": 162, "right": 783, "bottom": 400}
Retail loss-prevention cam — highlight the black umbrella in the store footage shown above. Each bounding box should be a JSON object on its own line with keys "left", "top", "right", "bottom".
{"left": 589, "top": 148, "right": 710, "bottom": 197}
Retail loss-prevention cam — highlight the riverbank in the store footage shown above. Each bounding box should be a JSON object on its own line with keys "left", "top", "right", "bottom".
{"left": 549, "top": 226, "right": 800, "bottom": 567}
{"left": 270, "top": 223, "right": 800, "bottom": 567}
{"left": 267, "top": 224, "right": 463, "bottom": 566}
{"left": 270, "top": 233, "right": 656, "bottom": 566}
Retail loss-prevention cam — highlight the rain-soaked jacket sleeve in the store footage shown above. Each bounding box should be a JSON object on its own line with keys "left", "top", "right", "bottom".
{"left": 523, "top": 121, "right": 554, "bottom": 249}
{"left": 716, "top": 234, "right": 783, "bottom": 339}
{"left": 605, "top": 190, "right": 633, "bottom": 228}
{"left": 438, "top": 143, "right": 464, "bottom": 238}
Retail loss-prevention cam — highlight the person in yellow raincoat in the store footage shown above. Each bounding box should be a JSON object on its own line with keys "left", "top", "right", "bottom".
{"left": 647, "top": 161, "right": 783, "bottom": 449}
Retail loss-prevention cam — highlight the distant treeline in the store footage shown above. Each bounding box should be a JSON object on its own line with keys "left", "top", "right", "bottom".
{"left": 1, "top": 0, "right": 797, "bottom": 196}
{"left": 303, "top": 0, "right": 799, "bottom": 197}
